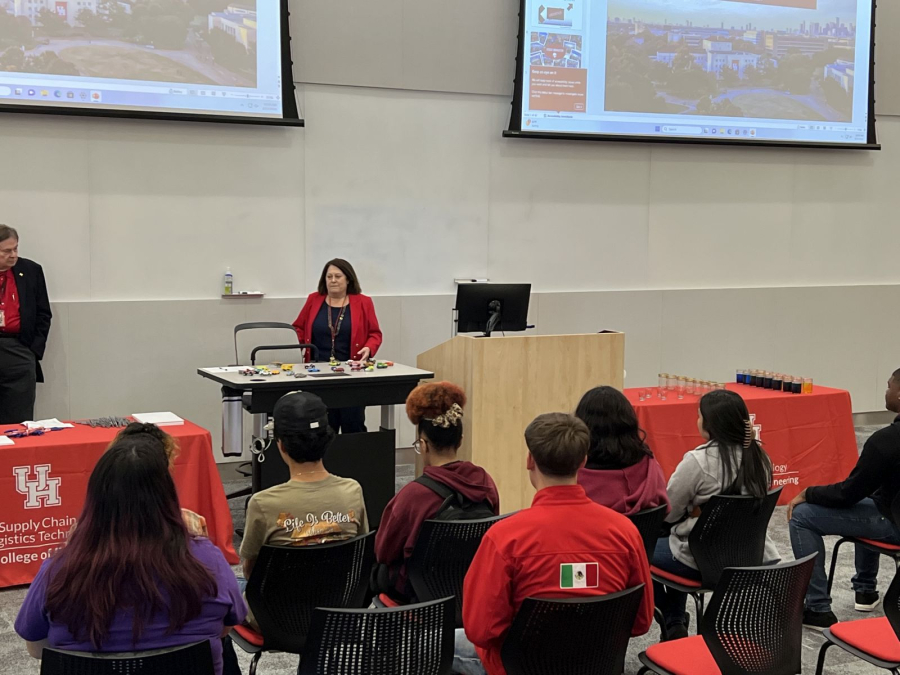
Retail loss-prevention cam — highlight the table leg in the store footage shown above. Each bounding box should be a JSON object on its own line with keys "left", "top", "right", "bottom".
{"left": 252, "top": 412, "right": 268, "bottom": 441}
{"left": 381, "top": 404, "right": 396, "bottom": 431}
{"left": 251, "top": 412, "right": 269, "bottom": 494}
{"left": 221, "top": 386, "right": 244, "bottom": 458}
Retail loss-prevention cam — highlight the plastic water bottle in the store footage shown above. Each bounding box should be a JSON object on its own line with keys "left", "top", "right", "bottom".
{"left": 224, "top": 267, "right": 233, "bottom": 295}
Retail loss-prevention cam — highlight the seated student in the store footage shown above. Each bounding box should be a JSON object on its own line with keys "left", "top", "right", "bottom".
{"left": 653, "top": 389, "right": 779, "bottom": 640}
{"left": 15, "top": 437, "right": 246, "bottom": 675}
{"left": 788, "top": 368, "right": 900, "bottom": 629}
{"left": 575, "top": 386, "right": 669, "bottom": 516}
{"left": 374, "top": 381, "right": 499, "bottom": 603}
{"left": 458, "top": 413, "right": 653, "bottom": 675}
{"left": 240, "top": 391, "right": 368, "bottom": 625}
{"left": 112, "top": 422, "right": 208, "bottom": 537}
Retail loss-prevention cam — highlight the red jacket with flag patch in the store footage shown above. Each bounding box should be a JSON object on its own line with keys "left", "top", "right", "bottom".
{"left": 462, "top": 484, "right": 653, "bottom": 675}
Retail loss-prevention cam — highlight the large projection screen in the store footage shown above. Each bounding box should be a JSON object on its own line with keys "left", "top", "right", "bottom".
{"left": 0, "top": 0, "right": 301, "bottom": 126}
{"left": 505, "top": 0, "right": 878, "bottom": 148}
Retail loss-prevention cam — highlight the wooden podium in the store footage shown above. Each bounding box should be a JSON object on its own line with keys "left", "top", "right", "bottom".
{"left": 417, "top": 333, "right": 624, "bottom": 512}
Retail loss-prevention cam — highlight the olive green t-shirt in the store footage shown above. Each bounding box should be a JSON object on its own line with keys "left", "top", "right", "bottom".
{"left": 239, "top": 475, "right": 369, "bottom": 561}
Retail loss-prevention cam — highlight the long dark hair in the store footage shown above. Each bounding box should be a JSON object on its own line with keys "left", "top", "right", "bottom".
{"left": 317, "top": 258, "right": 362, "bottom": 295}
{"left": 575, "top": 386, "right": 652, "bottom": 469}
{"left": 113, "top": 422, "right": 180, "bottom": 466}
{"left": 44, "top": 437, "right": 216, "bottom": 649}
{"left": 699, "top": 390, "right": 772, "bottom": 498}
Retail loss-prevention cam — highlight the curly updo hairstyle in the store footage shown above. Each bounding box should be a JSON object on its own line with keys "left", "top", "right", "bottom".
{"left": 405, "top": 381, "right": 467, "bottom": 451}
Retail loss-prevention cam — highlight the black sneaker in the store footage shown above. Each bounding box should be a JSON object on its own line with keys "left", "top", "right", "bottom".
{"left": 855, "top": 591, "right": 880, "bottom": 612}
{"left": 665, "top": 623, "right": 689, "bottom": 641}
{"left": 663, "top": 613, "right": 691, "bottom": 642}
{"left": 803, "top": 609, "right": 838, "bottom": 631}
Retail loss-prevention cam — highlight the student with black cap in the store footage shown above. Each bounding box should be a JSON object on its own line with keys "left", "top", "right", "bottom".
{"left": 240, "top": 391, "right": 369, "bottom": 587}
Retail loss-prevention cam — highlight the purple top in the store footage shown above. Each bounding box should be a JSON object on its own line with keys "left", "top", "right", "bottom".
{"left": 15, "top": 538, "right": 246, "bottom": 675}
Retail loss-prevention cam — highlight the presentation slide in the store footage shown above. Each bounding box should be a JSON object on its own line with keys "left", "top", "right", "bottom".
{"left": 516, "top": 0, "right": 875, "bottom": 145}
{"left": 0, "top": 0, "right": 290, "bottom": 121}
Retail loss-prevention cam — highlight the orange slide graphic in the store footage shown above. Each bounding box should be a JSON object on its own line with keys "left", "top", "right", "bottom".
{"left": 529, "top": 67, "right": 587, "bottom": 112}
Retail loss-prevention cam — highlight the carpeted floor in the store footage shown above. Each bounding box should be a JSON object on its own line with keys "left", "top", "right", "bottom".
{"left": 0, "top": 425, "right": 893, "bottom": 674}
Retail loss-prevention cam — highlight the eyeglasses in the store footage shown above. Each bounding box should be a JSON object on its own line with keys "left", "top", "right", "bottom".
{"left": 412, "top": 438, "right": 426, "bottom": 455}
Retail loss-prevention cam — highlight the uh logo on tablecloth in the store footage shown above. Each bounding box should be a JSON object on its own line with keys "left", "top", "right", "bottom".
{"left": 13, "top": 465, "right": 61, "bottom": 509}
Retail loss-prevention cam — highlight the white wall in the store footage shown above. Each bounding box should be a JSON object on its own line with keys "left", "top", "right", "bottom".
{"left": 0, "top": 0, "right": 895, "bottom": 459}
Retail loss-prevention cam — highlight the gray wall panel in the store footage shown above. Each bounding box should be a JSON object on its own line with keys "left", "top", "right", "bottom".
{"left": 291, "top": 0, "right": 405, "bottom": 89}
{"left": 33, "top": 286, "right": 898, "bottom": 463}
{"left": 875, "top": 0, "right": 900, "bottom": 116}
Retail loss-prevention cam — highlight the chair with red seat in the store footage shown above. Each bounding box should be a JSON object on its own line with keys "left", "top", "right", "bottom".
{"left": 230, "top": 532, "right": 376, "bottom": 675}
{"left": 638, "top": 553, "right": 816, "bottom": 675}
{"left": 628, "top": 504, "right": 669, "bottom": 561}
{"left": 815, "top": 564, "right": 900, "bottom": 674}
{"left": 298, "top": 597, "right": 455, "bottom": 675}
{"left": 40, "top": 641, "right": 215, "bottom": 675}
{"left": 651, "top": 488, "right": 781, "bottom": 626}
{"left": 825, "top": 493, "right": 900, "bottom": 598}
{"left": 407, "top": 514, "right": 511, "bottom": 628}
{"left": 500, "top": 586, "right": 645, "bottom": 675}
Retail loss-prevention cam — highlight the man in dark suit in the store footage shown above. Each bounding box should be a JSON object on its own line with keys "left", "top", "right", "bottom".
{"left": 0, "top": 225, "right": 52, "bottom": 424}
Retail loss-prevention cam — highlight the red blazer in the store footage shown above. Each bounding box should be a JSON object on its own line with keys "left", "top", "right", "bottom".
{"left": 292, "top": 292, "right": 383, "bottom": 362}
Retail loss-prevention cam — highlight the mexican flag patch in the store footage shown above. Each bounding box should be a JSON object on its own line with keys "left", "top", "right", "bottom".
{"left": 560, "top": 562, "right": 599, "bottom": 589}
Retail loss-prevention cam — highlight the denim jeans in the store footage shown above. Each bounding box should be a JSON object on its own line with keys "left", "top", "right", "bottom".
{"left": 454, "top": 630, "right": 487, "bottom": 675}
{"left": 789, "top": 498, "right": 900, "bottom": 612}
{"left": 651, "top": 536, "right": 702, "bottom": 629}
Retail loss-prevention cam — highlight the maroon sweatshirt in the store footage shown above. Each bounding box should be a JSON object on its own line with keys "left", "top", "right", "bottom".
{"left": 375, "top": 460, "right": 500, "bottom": 601}
{"left": 577, "top": 455, "right": 670, "bottom": 517}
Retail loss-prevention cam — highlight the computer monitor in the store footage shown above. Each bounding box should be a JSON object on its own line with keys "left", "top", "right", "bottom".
{"left": 455, "top": 284, "right": 531, "bottom": 336}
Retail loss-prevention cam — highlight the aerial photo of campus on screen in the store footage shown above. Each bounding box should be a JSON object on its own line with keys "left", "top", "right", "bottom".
{"left": 605, "top": 0, "right": 858, "bottom": 122}
{"left": 0, "top": 0, "right": 258, "bottom": 87}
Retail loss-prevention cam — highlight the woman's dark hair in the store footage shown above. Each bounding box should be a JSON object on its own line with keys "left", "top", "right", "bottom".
{"left": 575, "top": 386, "right": 652, "bottom": 469}
{"left": 406, "top": 381, "right": 466, "bottom": 451}
{"left": 44, "top": 437, "right": 216, "bottom": 649}
{"left": 317, "top": 258, "right": 362, "bottom": 295}
{"left": 699, "top": 390, "right": 772, "bottom": 498}
{"left": 114, "top": 422, "right": 179, "bottom": 466}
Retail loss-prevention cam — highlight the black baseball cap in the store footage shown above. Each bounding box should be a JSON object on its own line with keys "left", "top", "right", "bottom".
{"left": 268, "top": 392, "right": 329, "bottom": 436}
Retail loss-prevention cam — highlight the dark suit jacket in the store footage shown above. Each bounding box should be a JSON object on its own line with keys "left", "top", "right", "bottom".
{"left": 10, "top": 258, "right": 52, "bottom": 383}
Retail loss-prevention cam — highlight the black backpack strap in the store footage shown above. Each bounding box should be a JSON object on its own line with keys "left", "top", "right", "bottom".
{"left": 414, "top": 474, "right": 456, "bottom": 501}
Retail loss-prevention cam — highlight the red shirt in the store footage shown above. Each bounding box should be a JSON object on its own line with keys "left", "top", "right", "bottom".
{"left": 462, "top": 484, "right": 654, "bottom": 675}
{"left": 292, "top": 292, "right": 382, "bottom": 362}
{"left": 0, "top": 269, "right": 21, "bottom": 334}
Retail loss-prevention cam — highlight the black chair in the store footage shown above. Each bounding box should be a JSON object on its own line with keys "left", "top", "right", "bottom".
{"left": 825, "top": 492, "right": 900, "bottom": 597}
{"left": 407, "top": 514, "right": 510, "bottom": 628}
{"left": 233, "top": 321, "right": 319, "bottom": 367}
{"left": 231, "top": 532, "right": 376, "bottom": 675}
{"left": 816, "top": 564, "right": 900, "bottom": 674}
{"left": 298, "top": 597, "right": 455, "bottom": 675}
{"left": 651, "top": 488, "right": 781, "bottom": 624}
{"left": 638, "top": 554, "right": 816, "bottom": 675}
{"left": 628, "top": 504, "right": 669, "bottom": 561}
{"left": 41, "top": 641, "right": 214, "bottom": 674}
{"left": 500, "top": 586, "right": 645, "bottom": 675}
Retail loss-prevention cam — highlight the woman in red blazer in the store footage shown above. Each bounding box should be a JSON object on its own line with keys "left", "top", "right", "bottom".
{"left": 292, "top": 258, "right": 382, "bottom": 433}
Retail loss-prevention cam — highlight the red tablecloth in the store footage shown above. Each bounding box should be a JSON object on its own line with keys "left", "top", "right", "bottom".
{"left": 624, "top": 384, "right": 860, "bottom": 506}
{"left": 0, "top": 421, "right": 238, "bottom": 588}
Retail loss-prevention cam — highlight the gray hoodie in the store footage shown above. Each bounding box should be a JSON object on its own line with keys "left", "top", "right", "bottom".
{"left": 664, "top": 441, "right": 780, "bottom": 570}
